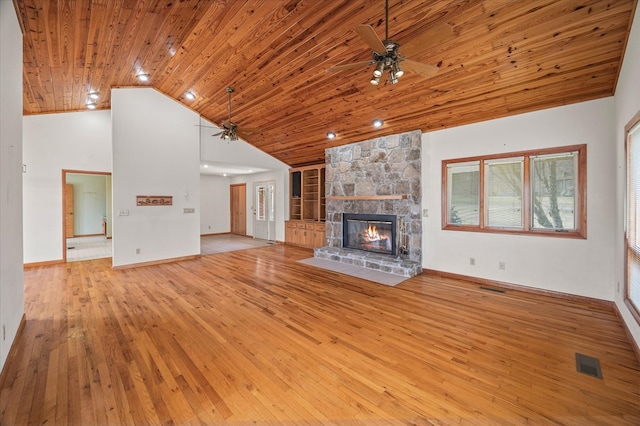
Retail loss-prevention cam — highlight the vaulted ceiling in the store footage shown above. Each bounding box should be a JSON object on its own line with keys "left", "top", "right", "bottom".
{"left": 14, "top": 0, "right": 637, "bottom": 167}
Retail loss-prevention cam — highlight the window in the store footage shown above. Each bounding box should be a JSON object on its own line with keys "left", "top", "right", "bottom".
{"left": 443, "top": 145, "right": 586, "bottom": 238}
{"left": 625, "top": 112, "right": 640, "bottom": 324}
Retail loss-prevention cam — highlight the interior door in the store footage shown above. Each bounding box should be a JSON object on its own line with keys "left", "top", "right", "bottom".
{"left": 65, "top": 183, "right": 74, "bottom": 238}
{"left": 253, "top": 180, "right": 276, "bottom": 241}
{"left": 230, "top": 183, "right": 246, "bottom": 235}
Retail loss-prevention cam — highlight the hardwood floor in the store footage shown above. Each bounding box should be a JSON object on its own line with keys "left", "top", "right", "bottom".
{"left": 2, "top": 245, "right": 639, "bottom": 425}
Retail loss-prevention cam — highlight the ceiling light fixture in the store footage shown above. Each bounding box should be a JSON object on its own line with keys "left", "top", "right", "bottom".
{"left": 184, "top": 91, "right": 196, "bottom": 100}
{"left": 327, "top": 132, "right": 336, "bottom": 139}
{"left": 373, "top": 119, "right": 384, "bottom": 128}
{"left": 136, "top": 73, "right": 150, "bottom": 82}
{"left": 88, "top": 91, "right": 99, "bottom": 100}
{"left": 86, "top": 102, "right": 97, "bottom": 110}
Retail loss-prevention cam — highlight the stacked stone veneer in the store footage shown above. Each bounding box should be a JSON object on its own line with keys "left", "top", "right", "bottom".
{"left": 314, "top": 130, "right": 422, "bottom": 278}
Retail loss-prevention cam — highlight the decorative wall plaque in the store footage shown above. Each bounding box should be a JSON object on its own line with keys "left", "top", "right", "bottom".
{"left": 136, "top": 195, "right": 172, "bottom": 206}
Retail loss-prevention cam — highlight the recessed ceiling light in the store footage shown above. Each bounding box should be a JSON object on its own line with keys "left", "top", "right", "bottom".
{"left": 327, "top": 132, "right": 336, "bottom": 139}
{"left": 88, "top": 91, "right": 99, "bottom": 100}
{"left": 86, "top": 102, "right": 97, "bottom": 110}
{"left": 184, "top": 91, "right": 196, "bottom": 100}
{"left": 372, "top": 119, "right": 384, "bottom": 128}
{"left": 137, "top": 73, "right": 150, "bottom": 82}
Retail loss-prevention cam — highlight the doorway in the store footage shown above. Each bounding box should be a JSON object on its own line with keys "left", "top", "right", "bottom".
{"left": 253, "top": 180, "right": 276, "bottom": 241}
{"left": 230, "top": 183, "right": 246, "bottom": 235}
{"left": 62, "top": 170, "right": 112, "bottom": 262}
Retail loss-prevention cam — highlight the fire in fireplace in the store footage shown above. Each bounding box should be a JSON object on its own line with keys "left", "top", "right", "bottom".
{"left": 343, "top": 213, "right": 397, "bottom": 256}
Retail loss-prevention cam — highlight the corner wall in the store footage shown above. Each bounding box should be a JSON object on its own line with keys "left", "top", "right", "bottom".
{"left": 422, "top": 98, "right": 616, "bottom": 301}
{"left": 615, "top": 4, "right": 640, "bottom": 347}
{"left": 0, "top": 0, "right": 24, "bottom": 371}
{"left": 23, "top": 110, "right": 112, "bottom": 263}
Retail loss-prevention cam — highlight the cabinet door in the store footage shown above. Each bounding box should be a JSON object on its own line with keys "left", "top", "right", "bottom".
{"left": 313, "top": 224, "right": 326, "bottom": 248}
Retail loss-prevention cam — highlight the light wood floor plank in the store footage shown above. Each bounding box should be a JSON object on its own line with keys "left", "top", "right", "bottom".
{"left": 1, "top": 244, "right": 639, "bottom": 425}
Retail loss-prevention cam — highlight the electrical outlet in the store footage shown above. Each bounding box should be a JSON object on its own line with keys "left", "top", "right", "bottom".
{"left": 470, "top": 257, "right": 475, "bottom": 266}
{"left": 423, "top": 209, "right": 429, "bottom": 218}
{"left": 136, "top": 248, "right": 140, "bottom": 254}
{"left": 183, "top": 207, "right": 195, "bottom": 214}
{"left": 499, "top": 261, "right": 506, "bottom": 270}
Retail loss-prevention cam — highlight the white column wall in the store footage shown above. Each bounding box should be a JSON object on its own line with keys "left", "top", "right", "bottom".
{"left": 422, "top": 98, "right": 616, "bottom": 301}
{"left": 111, "top": 88, "right": 200, "bottom": 267}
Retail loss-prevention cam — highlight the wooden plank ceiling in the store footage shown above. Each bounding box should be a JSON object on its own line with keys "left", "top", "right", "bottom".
{"left": 14, "top": 0, "right": 637, "bottom": 167}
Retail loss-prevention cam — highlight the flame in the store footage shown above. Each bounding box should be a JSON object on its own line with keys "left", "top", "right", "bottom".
{"left": 364, "top": 224, "right": 380, "bottom": 241}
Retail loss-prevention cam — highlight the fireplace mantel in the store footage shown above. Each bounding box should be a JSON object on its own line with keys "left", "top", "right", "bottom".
{"left": 326, "top": 195, "right": 408, "bottom": 201}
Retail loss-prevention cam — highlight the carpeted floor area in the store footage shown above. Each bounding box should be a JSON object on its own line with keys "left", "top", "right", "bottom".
{"left": 200, "top": 234, "right": 273, "bottom": 255}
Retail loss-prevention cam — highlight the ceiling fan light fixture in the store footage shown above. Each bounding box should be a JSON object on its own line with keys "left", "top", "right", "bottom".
{"left": 136, "top": 73, "right": 150, "bottom": 82}
{"left": 184, "top": 91, "right": 196, "bottom": 100}
{"left": 86, "top": 102, "right": 97, "bottom": 110}
{"left": 370, "top": 75, "right": 381, "bottom": 85}
{"left": 373, "top": 61, "right": 385, "bottom": 77}
{"left": 373, "top": 119, "right": 384, "bottom": 128}
{"left": 327, "top": 131, "right": 336, "bottom": 139}
{"left": 389, "top": 70, "right": 399, "bottom": 85}
{"left": 392, "top": 61, "right": 404, "bottom": 78}
{"left": 88, "top": 91, "right": 99, "bottom": 100}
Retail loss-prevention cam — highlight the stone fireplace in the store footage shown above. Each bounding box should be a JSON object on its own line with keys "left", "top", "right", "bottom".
{"left": 314, "top": 130, "right": 422, "bottom": 278}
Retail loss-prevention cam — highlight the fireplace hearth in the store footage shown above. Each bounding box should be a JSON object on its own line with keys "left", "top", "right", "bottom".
{"left": 343, "top": 213, "right": 396, "bottom": 256}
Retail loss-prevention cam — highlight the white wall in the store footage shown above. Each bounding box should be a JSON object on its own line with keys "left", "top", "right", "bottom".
{"left": 111, "top": 88, "right": 200, "bottom": 267}
{"left": 0, "top": 0, "right": 25, "bottom": 372}
{"left": 422, "top": 98, "right": 616, "bottom": 301}
{"left": 614, "top": 5, "right": 640, "bottom": 347}
{"left": 200, "top": 174, "right": 231, "bottom": 234}
{"left": 66, "top": 174, "right": 108, "bottom": 235}
{"left": 23, "top": 110, "right": 112, "bottom": 263}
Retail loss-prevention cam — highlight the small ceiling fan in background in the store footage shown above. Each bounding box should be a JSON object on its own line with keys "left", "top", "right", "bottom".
{"left": 213, "top": 87, "right": 260, "bottom": 141}
{"left": 327, "top": 0, "right": 452, "bottom": 85}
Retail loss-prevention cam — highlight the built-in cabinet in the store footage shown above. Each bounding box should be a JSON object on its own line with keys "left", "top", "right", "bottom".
{"left": 286, "top": 164, "right": 326, "bottom": 248}
{"left": 285, "top": 221, "right": 325, "bottom": 248}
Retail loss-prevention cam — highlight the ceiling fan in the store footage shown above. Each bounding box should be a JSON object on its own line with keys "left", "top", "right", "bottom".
{"left": 327, "top": 0, "right": 452, "bottom": 85}
{"left": 213, "top": 87, "right": 260, "bottom": 141}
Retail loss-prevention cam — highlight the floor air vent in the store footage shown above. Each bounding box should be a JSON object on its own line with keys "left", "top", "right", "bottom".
{"left": 479, "top": 286, "right": 506, "bottom": 294}
{"left": 575, "top": 353, "right": 603, "bottom": 379}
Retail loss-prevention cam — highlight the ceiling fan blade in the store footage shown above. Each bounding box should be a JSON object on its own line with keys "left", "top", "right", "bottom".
{"left": 212, "top": 131, "right": 224, "bottom": 136}
{"left": 327, "top": 60, "right": 374, "bottom": 72}
{"left": 402, "top": 59, "right": 439, "bottom": 78}
{"left": 400, "top": 23, "right": 453, "bottom": 58}
{"left": 355, "top": 25, "right": 387, "bottom": 53}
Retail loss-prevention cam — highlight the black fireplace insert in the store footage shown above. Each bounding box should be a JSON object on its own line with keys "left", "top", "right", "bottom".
{"left": 342, "top": 213, "right": 397, "bottom": 256}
